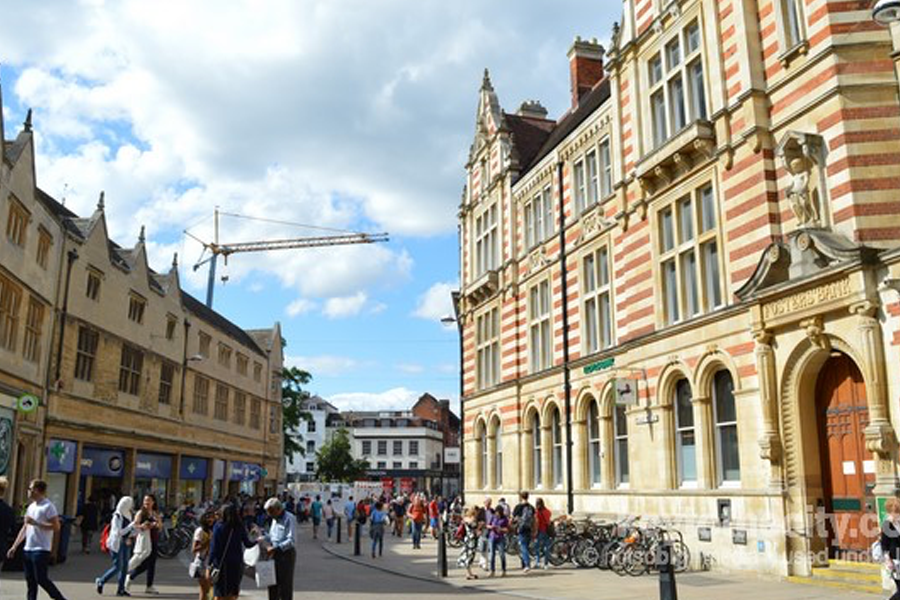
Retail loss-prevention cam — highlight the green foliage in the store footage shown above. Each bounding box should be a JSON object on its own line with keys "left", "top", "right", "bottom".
{"left": 315, "top": 428, "right": 369, "bottom": 483}
{"left": 281, "top": 366, "right": 313, "bottom": 460}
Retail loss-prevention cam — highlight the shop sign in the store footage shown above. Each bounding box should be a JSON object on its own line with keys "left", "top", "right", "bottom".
{"left": 399, "top": 477, "right": 415, "bottom": 494}
{"left": 135, "top": 453, "right": 172, "bottom": 479}
{"left": 180, "top": 457, "right": 208, "bottom": 481}
{"left": 16, "top": 393, "right": 39, "bottom": 413}
{"left": 381, "top": 478, "right": 394, "bottom": 491}
{"left": 444, "top": 448, "right": 460, "bottom": 464}
{"left": 81, "top": 447, "right": 125, "bottom": 477}
{"left": 615, "top": 379, "right": 638, "bottom": 406}
{"left": 583, "top": 357, "right": 615, "bottom": 375}
{"left": 229, "top": 461, "right": 261, "bottom": 482}
{"left": 47, "top": 439, "right": 77, "bottom": 473}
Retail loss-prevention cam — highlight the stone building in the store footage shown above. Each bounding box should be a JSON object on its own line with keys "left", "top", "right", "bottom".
{"left": 458, "top": 0, "right": 900, "bottom": 583}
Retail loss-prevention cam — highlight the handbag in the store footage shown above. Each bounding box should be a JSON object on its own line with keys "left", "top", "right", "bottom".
{"left": 208, "top": 527, "right": 235, "bottom": 585}
{"left": 188, "top": 555, "right": 204, "bottom": 579}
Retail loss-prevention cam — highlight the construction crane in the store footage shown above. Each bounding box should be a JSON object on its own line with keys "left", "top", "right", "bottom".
{"left": 185, "top": 208, "right": 389, "bottom": 308}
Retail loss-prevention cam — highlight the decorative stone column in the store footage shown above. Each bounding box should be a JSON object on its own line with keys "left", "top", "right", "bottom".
{"left": 486, "top": 432, "right": 497, "bottom": 490}
{"left": 601, "top": 414, "right": 615, "bottom": 489}
{"left": 852, "top": 301, "right": 899, "bottom": 495}
{"left": 754, "top": 329, "right": 784, "bottom": 490}
{"left": 541, "top": 424, "right": 553, "bottom": 489}
{"left": 521, "top": 425, "right": 534, "bottom": 490}
{"left": 572, "top": 416, "right": 587, "bottom": 491}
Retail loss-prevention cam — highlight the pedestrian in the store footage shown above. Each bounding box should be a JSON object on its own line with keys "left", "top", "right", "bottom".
{"left": 6, "top": 479, "right": 67, "bottom": 600}
{"left": 208, "top": 503, "right": 257, "bottom": 600}
{"left": 534, "top": 498, "right": 552, "bottom": 570}
{"left": 512, "top": 491, "right": 535, "bottom": 573}
{"left": 344, "top": 496, "right": 355, "bottom": 538}
{"left": 263, "top": 497, "right": 296, "bottom": 600}
{"left": 477, "top": 498, "right": 493, "bottom": 571}
{"left": 191, "top": 510, "right": 216, "bottom": 600}
{"left": 881, "top": 497, "right": 900, "bottom": 600}
{"left": 369, "top": 501, "right": 387, "bottom": 558}
{"left": 456, "top": 506, "right": 479, "bottom": 580}
{"left": 487, "top": 505, "right": 509, "bottom": 577}
{"left": 392, "top": 498, "right": 405, "bottom": 537}
{"left": 407, "top": 496, "right": 426, "bottom": 549}
{"left": 126, "top": 494, "right": 161, "bottom": 594}
{"left": 95, "top": 496, "right": 135, "bottom": 596}
{"left": 428, "top": 496, "right": 441, "bottom": 539}
{"left": 310, "top": 495, "right": 323, "bottom": 540}
{"left": 77, "top": 494, "right": 99, "bottom": 554}
{"left": 0, "top": 477, "right": 16, "bottom": 569}
{"left": 323, "top": 499, "right": 335, "bottom": 539}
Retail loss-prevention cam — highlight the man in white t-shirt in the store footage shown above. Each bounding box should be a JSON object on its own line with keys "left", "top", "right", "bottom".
{"left": 7, "top": 479, "right": 67, "bottom": 600}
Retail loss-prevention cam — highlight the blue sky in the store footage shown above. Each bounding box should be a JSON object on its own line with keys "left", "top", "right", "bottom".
{"left": 0, "top": 1, "right": 618, "bottom": 413}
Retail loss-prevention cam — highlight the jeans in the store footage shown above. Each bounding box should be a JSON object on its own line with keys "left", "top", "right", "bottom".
{"left": 326, "top": 518, "right": 335, "bottom": 538}
{"left": 23, "top": 550, "right": 67, "bottom": 600}
{"left": 371, "top": 526, "right": 384, "bottom": 556}
{"left": 98, "top": 543, "right": 132, "bottom": 594}
{"left": 412, "top": 521, "right": 423, "bottom": 548}
{"left": 535, "top": 531, "right": 551, "bottom": 567}
{"left": 489, "top": 537, "right": 506, "bottom": 573}
{"left": 518, "top": 531, "right": 532, "bottom": 569}
{"left": 129, "top": 545, "right": 157, "bottom": 587}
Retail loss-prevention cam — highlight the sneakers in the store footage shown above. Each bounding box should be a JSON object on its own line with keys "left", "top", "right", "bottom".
{"left": 523, "top": 567, "right": 531, "bottom": 574}
{"left": 542, "top": 563, "right": 549, "bottom": 570}
{"left": 124, "top": 575, "right": 131, "bottom": 592}
{"left": 95, "top": 578, "right": 103, "bottom": 594}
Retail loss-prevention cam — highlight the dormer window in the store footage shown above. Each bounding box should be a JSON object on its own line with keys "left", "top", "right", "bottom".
{"left": 36, "top": 228, "right": 52, "bottom": 269}
{"left": 6, "top": 197, "right": 29, "bottom": 248}
{"left": 128, "top": 294, "right": 146, "bottom": 324}
{"left": 165, "top": 315, "right": 177, "bottom": 340}
{"left": 86, "top": 269, "right": 102, "bottom": 301}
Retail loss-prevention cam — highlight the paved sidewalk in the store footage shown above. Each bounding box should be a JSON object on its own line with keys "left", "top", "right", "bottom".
{"left": 321, "top": 530, "right": 881, "bottom": 600}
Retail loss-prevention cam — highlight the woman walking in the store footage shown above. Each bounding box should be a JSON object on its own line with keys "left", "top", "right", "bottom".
{"left": 369, "top": 501, "right": 387, "bottom": 558}
{"left": 456, "top": 506, "right": 480, "bottom": 580}
{"left": 192, "top": 510, "right": 216, "bottom": 600}
{"left": 534, "top": 498, "right": 552, "bottom": 570}
{"left": 407, "top": 496, "right": 426, "bottom": 549}
{"left": 323, "top": 500, "right": 335, "bottom": 540}
{"left": 487, "top": 505, "right": 509, "bottom": 577}
{"left": 95, "top": 497, "right": 135, "bottom": 596}
{"left": 126, "top": 495, "right": 161, "bottom": 594}
{"left": 208, "top": 503, "right": 257, "bottom": 600}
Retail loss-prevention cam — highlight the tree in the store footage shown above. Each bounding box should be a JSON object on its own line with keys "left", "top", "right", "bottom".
{"left": 281, "top": 366, "right": 313, "bottom": 460}
{"left": 315, "top": 428, "right": 369, "bottom": 483}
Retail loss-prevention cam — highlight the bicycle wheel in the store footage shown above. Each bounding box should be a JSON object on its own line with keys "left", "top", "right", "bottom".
{"left": 594, "top": 540, "right": 615, "bottom": 570}
{"left": 623, "top": 545, "right": 650, "bottom": 577}
{"left": 571, "top": 538, "right": 594, "bottom": 568}
{"left": 548, "top": 540, "right": 570, "bottom": 567}
{"left": 670, "top": 540, "right": 691, "bottom": 573}
{"left": 506, "top": 535, "right": 520, "bottom": 556}
{"left": 157, "top": 529, "right": 180, "bottom": 559}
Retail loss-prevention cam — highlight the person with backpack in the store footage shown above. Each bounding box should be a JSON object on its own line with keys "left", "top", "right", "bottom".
{"left": 512, "top": 491, "right": 535, "bottom": 573}
{"left": 7, "top": 479, "right": 68, "bottom": 600}
{"left": 534, "top": 498, "right": 552, "bottom": 570}
{"left": 95, "top": 496, "right": 135, "bottom": 596}
{"left": 310, "top": 495, "right": 323, "bottom": 540}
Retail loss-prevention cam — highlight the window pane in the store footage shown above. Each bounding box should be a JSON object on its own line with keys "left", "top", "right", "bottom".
{"left": 598, "top": 247, "right": 610, "bottom": 286}
{"left": 661, "top": 208, "right": 675, "bottom": 252}
{"left": 669, "top": 76, "right": 686, "bottom": 132}
{"left": 589, "top": 403, "right": 600, "bottom": 438}
{"left": 650, "top": 54, "right": 663, "bottom": 85}
{"left": 618, "top": 439, "right": 629, "bottom": 483}
{"left": 543, "top": 188, "right": 554, "bottom": 239}
{"left": 676, "top": 379, "right": 694, "bottom": 427}
{"left": 714, "top": 371, "right": 736, "bottom": 424}
{"left": 599, "top": 293, "right": 612, "bottom": 348}
{"left": 679, "top": 198, "right": 694, "bottom": 242}
{"left": 700, "top": 186, "right": 716, "bottom": 231}
{"left": 666, "top": 38, "right": 681, "bottom": 71}
{"left": 541, "top": 320, "right": 551, "bottom": 369}
{"left": 682, "top": 250, "right": 699, "bottom": 317}
{"left": 679, "top": 430, "right": 697, "bottom": 482}
{"left": 584, "top": 254, "right": 596, "bottom": 293}
{"left": 615, "top": 405, "right": 628, "bottom": 435}
{"left": 587, "top": 150, "right": 599, "bottom": 205}
{"left": 686, "top": 21, "right": 701, "bottom": 53}
{"left": 600, "top": 141, "right": 612, "bottom": 198}
{"left": 785, "top": 0, "right": 803, "bottom": 46}
{"left": 689, "top": 60, "right": 707, "bottom": 121}
{"left": 585, "top": 298, "right": 598, "bottom": 353}
{"left": 664, "top": 260, "right": 679, "bottom": 323}
{"left": 574, "top": 161, "right": 586, "bottom": 214}
{"left": 703, "top": 242, "right": 722, "bottom": 308}
{"left": 719, "top": 425, "right": 741, "bottom": 481}
{"left": 534, "top": 198, "right": 544, "bottom": 244}
{"left": 525, "top": 204, "right": 534, "bottom": 248}
{"left": 652, "top": 92, "right": 667, "bottom": 147}
{"left": 590, "top": 441, "right": 602, "bottom": 484}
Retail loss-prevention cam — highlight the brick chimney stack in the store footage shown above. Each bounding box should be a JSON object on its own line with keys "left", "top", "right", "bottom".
{"left": 568, "top": 37, "right": 605, "bottom": 109}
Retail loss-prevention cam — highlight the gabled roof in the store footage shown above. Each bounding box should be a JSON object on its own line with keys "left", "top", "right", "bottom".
{"left": 246, "top": 328, "right": 276, "bottom": 353}
{"left": 503, "top": 113, "right": 555, "bottom": 176}
{"left": 4, "top": 133, "right": 28, "bottom": 165}
{"left": 182, "top": 292, "right": 267, "bottom": 358}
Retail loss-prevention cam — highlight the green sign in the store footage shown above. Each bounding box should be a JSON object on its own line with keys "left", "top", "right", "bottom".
{"left": 583, "top": 357, "right": 615, "bottom": 375}
{"left": 16, "top": 394, "right": 39, "bottom": 413}
{"left": 261, "top": 468, "right": 268, "bottom": 477}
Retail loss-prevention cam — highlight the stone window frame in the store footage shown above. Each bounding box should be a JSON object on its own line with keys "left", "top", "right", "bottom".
{"left": 550, "top": 405, "right": 564, "bottom": 489}
{"left": 775, "top": 0, "right": 809, "bottom": 64}
{"left": 86, "top": 268, "right": 103, "bottom": 302}
{"left": 361, "top": 440, "right": 372, "bottom": 455}
{"left": 0, "top": 272, "right": 22, "bottom": 352}
{"left": 477, "top": 419, "right": 488, "bottom": 489}
{"left": 250, "top": 397, "right": 262, "bottom": 429}
{"left": 476, "top": 305, "right": 500, "bottom": 390}
{"left": 393, "top": 440, "right": 403, "bottom": 456}
{"left": 711, "top": 369, "right": 741, "bottom": 486}
{"left": 253, "top": 362, "right": 263, "bottom": 383}
{"left": 198, "top": 331, "right": 211, "bottom": 358}
{"left": 473, "top": 201, "right": 499, "bottom": 278}
{"left": 118, "top": 343, "right": 144, "bottom": 396}
{"left": 587, "top": 399, "right": 603, "bottom": 487}
{"left": 233, "top": 391, "right": 246, "bottom": 425}
{"left": 673, "top": 377, "right": 698, "bottom": 489}
{"left": 377, "top": 440, "right": 388, "bottom": 456}
{"left": 158, "top": 361, "right": 175, "bottom": 405}
{"left": 192, "top": 375, "right": 210, "bottom": 415}
{"left": 74, "top": 326, "right": 99, "bottom": 382}
{"left": 213, "top": 383, "right": 229, "bottom": 421}
{"left": 523, "top": 184, "right": 555, "bottom": 250}
{"left": 127, "top": 293, "right": 146, "bottom": 325}
{"left": 165, "top": 315, "right": 178, "bottom": 341}
{"left": 614, "top": 403, "right": 630, "bottom": 487}
{"left": 5, "top": 195, "right": 29, "bottom": 248}
{"left": 236, "top": 353, "right": 249, "bottom": 376}
{"left": 490, "top": 415, "right": 503, "bottom": 489}
{"left": 409, "top": 440, "right": 419, "bottom": 456}
{"left": 22, "top": 296, "right": 44, "bottom": 363}
{"left": 36, "top": 226, "right": 53, "bottom": 270}
{"left": 217, "top": 343, "right": 232, "bottom": 369}
{"left": 582, "top": 243, "right": 613, "bottom": 355}
{"left": 528, "top": 278, "right": 553, "bottom": 373}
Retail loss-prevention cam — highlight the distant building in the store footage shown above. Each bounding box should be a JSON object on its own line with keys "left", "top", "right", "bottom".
{"left": 285, "top": 395, "right": 340, "bottom": 482}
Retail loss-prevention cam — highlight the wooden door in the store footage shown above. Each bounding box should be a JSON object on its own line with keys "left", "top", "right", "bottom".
{"left": 815, "top": 355, "right": 877, "bottom": 556}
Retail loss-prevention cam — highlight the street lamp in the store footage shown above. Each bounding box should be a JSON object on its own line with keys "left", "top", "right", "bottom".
{"left": 441, "top": 295, "right": 464, "bottom": 504}
{"left": 873, "top": 0, "right": 900, "bottom": 25}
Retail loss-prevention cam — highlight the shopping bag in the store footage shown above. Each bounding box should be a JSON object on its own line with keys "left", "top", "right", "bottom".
{"left": 244, "top": 544, "right": 261, "bottom": 567}
{"left": 255, "top": 560, "right": 277, "bottom": 588}
{"left": 129, "top": 530, "right": 152, "bottom": 571}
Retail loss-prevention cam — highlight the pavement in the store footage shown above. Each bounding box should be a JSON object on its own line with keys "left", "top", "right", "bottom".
{"left": 0, "top": 522, "right": 884, "bottom": 599}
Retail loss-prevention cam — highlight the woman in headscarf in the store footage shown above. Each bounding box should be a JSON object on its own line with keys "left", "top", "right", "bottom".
{"left": 95, "top": 496, "right": 135, "bottom": 596}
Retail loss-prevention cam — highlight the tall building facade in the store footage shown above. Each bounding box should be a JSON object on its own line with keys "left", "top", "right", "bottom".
{"left": 286, "top": 396, "right": 340, "bottom": 481}
{"left": 459, "top": 0, "right": 900, "bottom": 578}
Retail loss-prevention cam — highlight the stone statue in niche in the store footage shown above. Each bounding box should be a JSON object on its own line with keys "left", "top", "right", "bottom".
{"left": 776, "top": 131, "right": 828, "bottom": 230}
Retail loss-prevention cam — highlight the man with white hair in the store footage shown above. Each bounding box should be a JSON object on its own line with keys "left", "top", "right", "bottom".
{"left": 263, "top": 497, "right": 296, "bottom": 600}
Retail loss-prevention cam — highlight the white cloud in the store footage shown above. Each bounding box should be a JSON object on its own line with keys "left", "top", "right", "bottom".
{"left": 396, "top": 363, "right": 425, "bottom": 374}
{"left": 326, "top": 387, "right": 421, "bottom": 412}
{"left": 285, "top": 299, "right": 316, "bottom": 317}
{"left": 437, "top": 363, "right": 457, "bottom": 374}
{"left": 323, "top": 292, "right": 368, "bottom": 319}
{"left": 413, "top": 281, "right": 457, "bottom": 322}
{"left": 286, "top": 355, "right": 359, "bottom": 378}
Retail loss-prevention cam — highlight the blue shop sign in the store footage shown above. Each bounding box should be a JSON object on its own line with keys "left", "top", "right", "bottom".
{"left": 180, "top": 457, "right": 208, "bottom": 481}
{"left": 135, "top": 453, "right": 172, "bottom": 479}
{"left": 228, "top": 461, "right": 261, "bottom": 482}
{"left": 47, "top": 439, "right": 77, "bottom": 473}
{"left": 81, "top": 447, "right": 125, "bottom": 477}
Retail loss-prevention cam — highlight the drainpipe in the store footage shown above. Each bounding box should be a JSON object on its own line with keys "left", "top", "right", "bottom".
{"left": 53, "top": 249, "right": 79, "bottom": 385}
{"left": 557, "top": 161, "right": 575, "bottom": 516}
{"left": 179, "top": 319, "right": 191, "bottom": 419}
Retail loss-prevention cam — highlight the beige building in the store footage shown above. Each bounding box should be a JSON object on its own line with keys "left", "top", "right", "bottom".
{"left": 0, "top": 90, "right": 285, "bottom": 515}
{"left": 459, "top": 0, "right": 900, "bottom": 585}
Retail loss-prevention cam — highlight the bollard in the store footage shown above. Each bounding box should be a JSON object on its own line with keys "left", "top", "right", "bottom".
{"left": 336, "top": 517, "right": 342, "bottom": 544}
{"left": 354, "top": 521, "right": 362, "bottom": 556}
{"left": 657, "top": 541, "right": 678, "bottom": 600}
{"left": 437, "top": 525, "right": 448, "bottom": 578}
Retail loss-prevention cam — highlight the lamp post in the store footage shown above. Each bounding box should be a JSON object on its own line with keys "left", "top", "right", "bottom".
{"left": 873, "top": 0, "right": 900, "bottom": 24}
{"left": 441, "top": 291, "right": 464, "bottom": 504}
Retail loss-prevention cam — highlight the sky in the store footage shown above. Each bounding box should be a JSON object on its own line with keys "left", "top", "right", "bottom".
{"left": 0, "top": 1, "right": 618, "bottom": 414}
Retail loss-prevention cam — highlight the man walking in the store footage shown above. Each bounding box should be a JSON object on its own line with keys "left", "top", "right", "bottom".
{"left": 512, "top": 491, "right": 535, "bottom": 573}
{"left": 7, "top": 479, "right": 68, "bottom": 600}
{"left": 344, "top": 496, "right": 356, "bottom": 538}
{"left": 264, "top": 497, "right": 296, "bottom": 600}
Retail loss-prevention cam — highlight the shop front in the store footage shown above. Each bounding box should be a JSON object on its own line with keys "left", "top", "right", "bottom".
{"left": 229, "top": 461, "right": 261, "bottom": 496}
{"left": 179, "top": 456, "right": 208, "bottom": 504}
{"left": 134, "top": 453, "right": 172, "bottom": 509}
{"left": 80, "top": 446, "right": 125, "bottom": 517}
{"left": 45, "top": 439, "right": 77, "bottom": 514}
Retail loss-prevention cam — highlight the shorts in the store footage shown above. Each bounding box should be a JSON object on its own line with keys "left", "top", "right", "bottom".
{"left": 313, "top": 517, "right": 322, "bottom": 526}
{"left": 430, "top": 518, "right": 439, "bottom": 529}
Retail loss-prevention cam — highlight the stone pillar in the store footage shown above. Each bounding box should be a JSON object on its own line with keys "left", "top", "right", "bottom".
{"left": 169, "top": 454, "right": 181, "bottom": 510}
{"left": 521, "top": 426, "right": 534, "bottom": 490}
{"left": 486, "top": 432, "right": 497, "bottom": 490}
{"left": 541, "top": 424, "right": 553, "bottom": 489}
{"left": 572, "top": 417, "right": 587, "bottom": 491}
{"left": 852, "top": 301, "right": 900, "bottom": 494}
{"left": 692, "top": 396, "right": 715, "bottom": 489}
{"left": 601, "top": 415, "right": 615, "bottom": 490}
{"left": 123, "top": 447, "right": 137, "bottom": 497}
{"left": 754, "top": 329, "right": 784, "bottom": 490}
{"left": 65, "top": 441, "right": 84, "bottom": 516}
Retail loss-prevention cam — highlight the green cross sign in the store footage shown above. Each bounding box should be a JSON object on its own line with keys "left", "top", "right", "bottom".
{"left": 50, "top": 442, "right": 67, "bottom": 462}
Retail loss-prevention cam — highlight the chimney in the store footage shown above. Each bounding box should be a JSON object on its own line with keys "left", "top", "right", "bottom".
{"left": 517, "top": 100, "right": 549, "bottom": 120}
{"left": 568, "top": 37, "right": 605, "bottom": 109}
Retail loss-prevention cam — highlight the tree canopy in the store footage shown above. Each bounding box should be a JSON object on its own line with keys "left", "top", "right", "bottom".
{"left": 281, "top": 366, "right": 313, "bottom": 460}
{"left": 315, "top": 428, "right": 369, "bottom": 482}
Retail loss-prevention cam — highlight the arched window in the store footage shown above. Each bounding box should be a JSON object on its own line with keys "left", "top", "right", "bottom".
{"left": 614, "top": 404, "right": 629, "bottom": 485}
{"left": 552, "top": 407, "right": 563, "bottom": 488}
{"left": 479, "top": 422, "right": 488, "bottom": 489}
{"left": 674, "top": 378, "right": 696, "bottom": 486}
{"left": 588, "top": 400, "right": 602, "bottom": 486}
{"left": 713, "top": 370, "right": 740, "bottom": 483}
{"left": 532, "top": 413, "right": 542, "bottom": 487}
{"left": 491, "top": 417, "right": 503, "bottom": 488}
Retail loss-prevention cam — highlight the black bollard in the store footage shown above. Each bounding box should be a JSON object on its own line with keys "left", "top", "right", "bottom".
{"left": 658, "top": 541, "right": 678, "bottom": 600}
{"left": 354, "top": 521, "right": 362, "bottom": 556}
{"left": 438, "top": 525, "right": 448, "bottom": 578}
{"left": 336, "top": 517, "right": 342, "bottom": 544}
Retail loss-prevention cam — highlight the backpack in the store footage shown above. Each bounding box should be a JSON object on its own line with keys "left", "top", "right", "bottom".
{"left": 518, "top": 504, "right": 535, "bottom": 531}
{"left": 99, "top": 523, "right": 111, "bottom": 554}
{"left": 547, "top": 519, "right": 556, "bottom": 538}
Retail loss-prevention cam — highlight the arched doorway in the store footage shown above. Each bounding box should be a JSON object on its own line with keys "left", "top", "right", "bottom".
{"left": 814, "top": 353, "right": 876, "bottom": 557}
